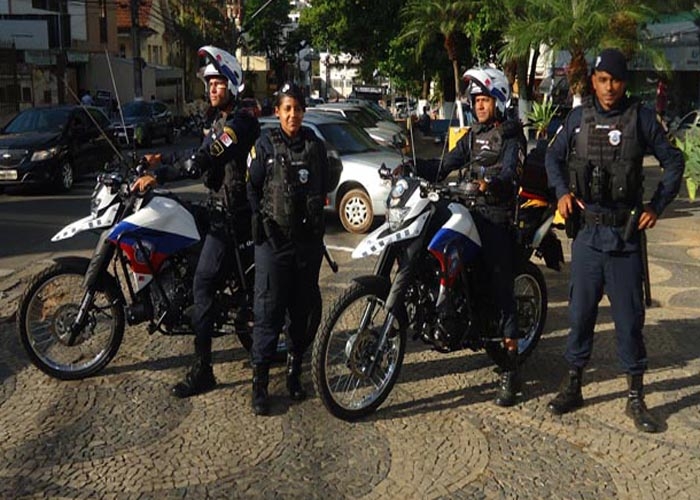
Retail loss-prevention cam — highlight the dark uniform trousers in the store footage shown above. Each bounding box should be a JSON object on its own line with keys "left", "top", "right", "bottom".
{"left": 472, "top": 210, "right": 519, "bottom": 340}
{"left": 191, "top": 204, "right": 253, "bottom": 363}
{"left": 251, "top": 238, "right": 323, "bottom": 365}
{"left": 567, "top": 231, "right": 647, "bottom": 374}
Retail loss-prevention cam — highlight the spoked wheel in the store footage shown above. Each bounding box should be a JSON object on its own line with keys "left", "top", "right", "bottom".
{"left": 485, "top": 260, "right": 547, "bottom": 367}
{"left": 16, "top": 260, "right": 125, "bottom": 380}
{"left": 312, "top": 281, "right": 406, "bottom": 421}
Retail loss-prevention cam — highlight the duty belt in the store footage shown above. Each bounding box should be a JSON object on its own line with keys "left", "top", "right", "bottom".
{"left": 582, "top": 209, "right": 629, "bottom": 227}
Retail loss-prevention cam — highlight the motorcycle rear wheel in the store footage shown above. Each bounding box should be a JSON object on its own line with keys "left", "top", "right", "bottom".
{"left": 485, "top": 260, "right": 547, "bottom": 368}
{"left": 17, "top": 261, "right": 125, "bottom": 380}
{"left": 312, "top": 280, "right": 406, "bottom": 421}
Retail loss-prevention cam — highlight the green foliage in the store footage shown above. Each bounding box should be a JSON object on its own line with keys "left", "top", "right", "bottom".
{"left": 526, "top": 97, "right": 559, "bottom": 139}
{"left": 678, "top": 129, "right": 700, "bottom": 184}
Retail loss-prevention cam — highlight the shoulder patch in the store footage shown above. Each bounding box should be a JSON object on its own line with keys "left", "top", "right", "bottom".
{"left": 223, "top": 126, "right": 238, "bottom": 144}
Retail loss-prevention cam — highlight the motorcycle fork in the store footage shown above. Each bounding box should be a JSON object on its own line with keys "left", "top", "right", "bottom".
{"left": 69, "top": 231, "right": 116, "bottom": 345}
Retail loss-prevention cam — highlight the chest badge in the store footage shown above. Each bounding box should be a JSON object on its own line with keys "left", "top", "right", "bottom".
{"left": 298, "top": 168, "right": 309, "bottom": 184}
{"left": 608, "top": 130, "right": 622, "bottom": 146}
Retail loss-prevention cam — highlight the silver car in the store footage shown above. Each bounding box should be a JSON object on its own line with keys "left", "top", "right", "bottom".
{"left": 259, "top": 113, "right": 405, "bottom": 233}
{"left": 307, "top": 103, "right": 408, "bottom": 152}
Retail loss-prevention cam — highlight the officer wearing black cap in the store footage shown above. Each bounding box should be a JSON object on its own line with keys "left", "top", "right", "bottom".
{"left": 246, "top": 81, "right": 330, "bottom": 415}
{"left": 545, "top": 48, "right": 685, "bottom": 432}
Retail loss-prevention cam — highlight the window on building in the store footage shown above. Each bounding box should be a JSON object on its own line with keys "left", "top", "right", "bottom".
{"left": 119, "top": 44, "right": 126, "bottom": 58}
{"left": 32, "top": 0, "right": 60, "bottom": 12}
{"left": 22, "top": 87, "right": 31, "bottom": 102}
{"left": 43, "top": 90, "right": 52, "bottom": 104}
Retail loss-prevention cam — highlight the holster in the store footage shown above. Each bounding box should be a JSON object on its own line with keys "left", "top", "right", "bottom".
{"left": 565, "top": 202, "right": 582, "bottom": 239}
{"left": 262, "top": 217, "right": 283, "bottom": 250}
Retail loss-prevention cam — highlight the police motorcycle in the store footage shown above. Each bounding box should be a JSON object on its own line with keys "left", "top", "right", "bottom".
{"left": 311, "top": 158, "right": 563, "bottom": 421}
{"left": 16, "top": 154, "right": 283, "bottom": 380}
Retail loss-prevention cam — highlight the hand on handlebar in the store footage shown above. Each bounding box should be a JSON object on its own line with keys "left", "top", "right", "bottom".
{"left": 131, "top": 174, "right": 157, "bottom": 193}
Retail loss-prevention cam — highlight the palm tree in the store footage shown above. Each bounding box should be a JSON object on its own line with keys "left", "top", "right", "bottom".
{"left": 399, "top": 0, "right": 478, "bottom": 102}
{"left": 501, "top": 0, "right": 653, "bottom": 106}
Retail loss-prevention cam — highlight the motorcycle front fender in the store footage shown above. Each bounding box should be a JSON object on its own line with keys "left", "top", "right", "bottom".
{"left": 83, "top": 230, "right": 117, "bottom": 289}
{"left": 53, "top": 255, "right": 124, "bottom": 299}
{"left": 352, "top": 274, "right": 391, "bottom": 300}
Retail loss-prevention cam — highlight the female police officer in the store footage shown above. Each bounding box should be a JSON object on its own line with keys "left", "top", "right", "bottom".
{"left": 247, "top": 82, "right": 330, "bottom": 415}
{"left": 545, "top": 48, "right": 684, "bottom": 432}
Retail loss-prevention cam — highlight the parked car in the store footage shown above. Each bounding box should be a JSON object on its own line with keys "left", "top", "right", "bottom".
{"left": 0, "top": 105, "right": 117, "bottom": 192}
{"left": 259, "top": 113, "right": 405, "bottom": 233}
{"left": 239, "top": 97, "right": 262, "bottom": 117}
{"left": 113, "top": 99, "right": 174, "bottom": 147}
{"left": 308, "top": 103, "right": 408, "bottom": 152}
{"left": 670, "top": 109, "right": 700, "bottom": 140}
{"left": 345, "top": 98, "right": 396, "bottom": 123}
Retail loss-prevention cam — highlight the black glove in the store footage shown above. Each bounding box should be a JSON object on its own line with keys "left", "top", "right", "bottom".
{"left": 183, "top": 156, "right": 201, "bottom": 179}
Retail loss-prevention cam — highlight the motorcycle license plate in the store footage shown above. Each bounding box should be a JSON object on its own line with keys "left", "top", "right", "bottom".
{"left": 0, "top": 170, "right": 17, "bottom": 180}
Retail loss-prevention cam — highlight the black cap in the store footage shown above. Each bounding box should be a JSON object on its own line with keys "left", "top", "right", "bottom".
{"left": 593, "top": 48, "right": 628, "bottom": 81}
{"left": 275, "top": 82, "right": 305, "bottom": 110}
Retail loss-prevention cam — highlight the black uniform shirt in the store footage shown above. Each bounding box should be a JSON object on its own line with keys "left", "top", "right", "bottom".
{"left": 545, "top": 96, "right": 685, "bottom": 251}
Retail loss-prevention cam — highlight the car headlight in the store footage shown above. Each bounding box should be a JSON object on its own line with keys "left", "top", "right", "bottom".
{"left": 387, "top": 206, "right": 411, "bottom": 230}
{"left": 31, "top": 146, "right": 60, "bottom": 162}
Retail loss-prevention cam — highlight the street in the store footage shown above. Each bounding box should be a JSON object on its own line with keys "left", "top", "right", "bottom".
{"left": 0, "top": 143, "right": 699, "bottom": 497}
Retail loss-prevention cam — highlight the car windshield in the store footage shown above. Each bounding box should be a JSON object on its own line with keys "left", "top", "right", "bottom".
{"left": 679, "top": 111, "right": 697, "bottom": 127}
{"left": 122, "top": 101, "right": 151, "bottom": 118}
{"left": 317, "top": 122, "right": 381, "bottom": 155}
{"left": 3, "top": 108, "right": 72, "bottom": 133}
{"left": 343, "top": 109, "right": 378, "bottom": 128}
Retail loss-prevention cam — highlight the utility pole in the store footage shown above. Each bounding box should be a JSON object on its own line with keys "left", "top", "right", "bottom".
{"left": 131, "top": 0, "right": 143, "bottom": 99}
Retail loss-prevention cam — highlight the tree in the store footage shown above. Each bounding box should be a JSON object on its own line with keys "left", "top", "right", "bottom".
{"left": 241, "top": 0, "right": 294, "bottom": 88}
{"left": 399, "top": 0, "right": 478, "bottom": 103}
{"left": 501, "top": 0, "right": 654, "bottom": 106}
{"left": 300, "top": 0, "right": 405, "bottom": 80}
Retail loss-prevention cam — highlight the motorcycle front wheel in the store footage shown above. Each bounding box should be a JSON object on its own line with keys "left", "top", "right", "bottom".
{"left": 312, "top": 280, "right": 406, "bottom": 421}
{"left": 485, "top": 260, "right": 547, "bottom": 368}
{"left": 17, "top": 260, "right": 125, "bottom": 380}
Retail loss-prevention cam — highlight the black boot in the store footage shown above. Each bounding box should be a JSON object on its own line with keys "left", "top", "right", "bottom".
{"left": 171, "top": 359, "right": 216, "bottom": 398}
{"left": 252, "top": 364, "right": 270, "bottom": 416}
{"left": 494, "top": 349, "right": 521, "bottom": 407}
{"left": 286, "top": 353, "right": 307, "bottom": 401}
{"left": 625, "top": 374, "right": 660, "bottom": 433}
{"left": 547, "top": 367, "right": 584, "bottom": 415}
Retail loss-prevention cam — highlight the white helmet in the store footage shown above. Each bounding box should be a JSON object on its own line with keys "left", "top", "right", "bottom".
{"left": 462, "top": 67, "right": 510, "bottom": 116}
{"left": 198, "top": 45, "right": 245, "bottom": 98}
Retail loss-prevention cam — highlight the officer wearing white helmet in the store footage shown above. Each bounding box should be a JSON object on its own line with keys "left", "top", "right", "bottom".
{"left": 418, "top": 66, "right": 527, "bottom": 407}
{"left": 135, "top": 45, "right": 261, "bottom": 398}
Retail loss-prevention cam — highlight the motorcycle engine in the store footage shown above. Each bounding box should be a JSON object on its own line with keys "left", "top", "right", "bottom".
{"left": 150, "top": 255, "right": 195, "bottom": 331}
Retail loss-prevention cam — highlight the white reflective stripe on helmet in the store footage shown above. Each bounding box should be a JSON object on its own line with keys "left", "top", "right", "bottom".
{"left": 462, "top": 67, "right": 510, "bottom": 115}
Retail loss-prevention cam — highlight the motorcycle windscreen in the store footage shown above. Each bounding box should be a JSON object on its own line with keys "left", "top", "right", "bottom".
{"left": 108, "top": 196, "right": 200, "bottom": 277}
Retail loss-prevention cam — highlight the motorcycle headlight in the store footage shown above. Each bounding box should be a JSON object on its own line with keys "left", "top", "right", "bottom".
{"left": 387, "top": 206, "right": 411, "bottom": 230}
{"left": 31, "top": 146, "right": 60, "bottom": 162}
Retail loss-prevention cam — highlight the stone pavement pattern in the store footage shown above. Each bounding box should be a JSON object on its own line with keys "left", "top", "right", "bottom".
{"left": 1, "top": 165, "right": 699, "bottom": 498}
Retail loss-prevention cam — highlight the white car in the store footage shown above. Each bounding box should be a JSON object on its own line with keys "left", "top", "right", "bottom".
{"left": 259, "top": 113, "right": 406, "bottom": 233}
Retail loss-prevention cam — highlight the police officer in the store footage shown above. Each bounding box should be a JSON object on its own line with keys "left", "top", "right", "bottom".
{"left": 247, "top": 82, "right": 330, "bottom": 415}
{"left": 545, "top": 48, "right": 684, "bottom": 432}
{"left": 135, "top": 45, "right": 261, "bottom": 398}
{"left": 419, "top": 67, "right": 526, "bottom": 407}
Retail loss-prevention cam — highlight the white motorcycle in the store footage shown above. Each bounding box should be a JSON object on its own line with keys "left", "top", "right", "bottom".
{"left": 311, "top": 163, "right": 563, "bottom": 420}
{"left": 16, "top": 156, "right": 274, "bottom": 380}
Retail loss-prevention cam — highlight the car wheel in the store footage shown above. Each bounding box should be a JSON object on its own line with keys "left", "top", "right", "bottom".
{"left": 339, "top": 188, "right": 373, "bottom": 234}
{"left": 55, "top": 161, "right": 74, "bottom": 192}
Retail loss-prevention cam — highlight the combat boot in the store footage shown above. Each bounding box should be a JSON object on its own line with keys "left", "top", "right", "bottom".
{"left": 171, "top": 359, "right": 216, "bottom": 398}
{"left": 547, "top": 367, "right": 584, "bottom": 415}
{"left": 286, "top": 352, "right": 307, "bottom": 401}
{"left": 494, "top": 350, "right": 521, "bottom": 407}
{"left": 625, "top": 374, "right": 660, "bottom": 433}
{"left": 252, "top": 364, "right": 270, "bottom": 416}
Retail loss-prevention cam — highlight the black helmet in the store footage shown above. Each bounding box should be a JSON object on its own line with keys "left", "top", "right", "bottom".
{"left": 275, "top": 81, "right": 305, "bottom": 110}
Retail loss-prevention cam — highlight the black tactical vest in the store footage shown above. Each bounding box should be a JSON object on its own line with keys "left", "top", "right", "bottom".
{"left": 262, "top": 128, "right": 325, "bottom": 239}
{"left": 207, "top": 111, "right": 258, "bottom": 209}
{"left": 469, "top": 123, "right": 506, "bottom": 181}
{"left": 568, "top": 97, "right": 645, "bottom": 206}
